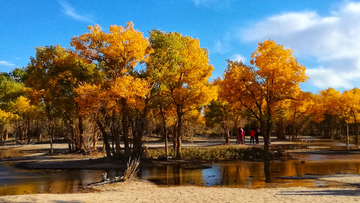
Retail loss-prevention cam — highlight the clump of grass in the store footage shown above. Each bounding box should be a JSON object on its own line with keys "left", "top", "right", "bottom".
{"left": 143, "top": 146, "right": 290, "bottom": 161}
{"left": 143, "top": 148, "right": 176, "bottom": 158}
{"left": 124, "top": 157, "right": 140, "bottom": 181}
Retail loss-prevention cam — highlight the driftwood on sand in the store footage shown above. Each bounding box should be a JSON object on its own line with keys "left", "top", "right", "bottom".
{"left": 87, "top": 172, "right": 124, "bottom": 187}
{"left": 84, "top": 157, "right": 141, "bottom": 188}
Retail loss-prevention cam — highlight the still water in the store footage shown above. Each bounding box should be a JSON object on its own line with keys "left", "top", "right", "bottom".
{"left": 0, "top": 165, "right": 110, "bottom": 196}
{"left": 1, "top": 151, "right": 360, "bottom": 196}
{"left": 140, "top": 157, "right": 360, "bottom": 188}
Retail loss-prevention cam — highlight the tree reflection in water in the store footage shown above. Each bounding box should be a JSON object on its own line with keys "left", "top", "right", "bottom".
{"left": 264, "top": 162, "right": 271, "bottom": 183}
{"left": 2, "top": 154, "right": 360, "bottom": 196}
{"left": 140, "top": 157, "right": 360, "bottom": 188}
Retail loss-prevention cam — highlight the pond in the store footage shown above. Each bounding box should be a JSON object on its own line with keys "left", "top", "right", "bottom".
{"left": 1, "top": 151, "right": 360, "bottom": 196}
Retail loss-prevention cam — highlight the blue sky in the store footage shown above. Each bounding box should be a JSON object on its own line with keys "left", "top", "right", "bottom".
{"left": 1, "top": 0, "right": 359, "bottom": 93}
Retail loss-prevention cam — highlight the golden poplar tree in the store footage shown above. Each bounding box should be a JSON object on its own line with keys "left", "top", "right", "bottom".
{"left": 221, "top": 40, "right": 308, "bottom": 163}
{"left": 147, "top": 29, "right": 217, "bottom": 158}
{"left": 25, "top": 45, "right": 99, "bottom": 153}
{"left": 72, "top": 22, "right": 152, "bottom": 157}
{"left": 339, "top": 88, "right": 360, "bottom": 144}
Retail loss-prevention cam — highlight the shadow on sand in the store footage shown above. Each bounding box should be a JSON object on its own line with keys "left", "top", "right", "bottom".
{"left": 279, "top": 189, "right": 360, "bottom": 196}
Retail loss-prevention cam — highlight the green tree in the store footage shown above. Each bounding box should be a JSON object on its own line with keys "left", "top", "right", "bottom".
{"left": 147, "top": 29, "right": 217, "bottom": 158}
{"left": 25, "top": 45, "right": 100, "bottom": 153}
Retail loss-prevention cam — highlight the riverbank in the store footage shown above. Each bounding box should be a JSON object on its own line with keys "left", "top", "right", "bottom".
{"left": 2, "top": 136, "right": 360, "bottom": 202}
{"left": 0, "top": 178, "right": 359, "bottom": 203}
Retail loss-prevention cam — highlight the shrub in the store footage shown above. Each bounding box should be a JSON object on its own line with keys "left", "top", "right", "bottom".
{"left": 143, "top": 146, "right": 289, "bottom": 161}
{"left": 124, "top": 157, "right": 141, "bottom": 181}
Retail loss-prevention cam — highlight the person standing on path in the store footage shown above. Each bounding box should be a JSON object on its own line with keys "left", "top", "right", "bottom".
{"left": 255, "top": 128, "right": 259, "bottom": 144}
{"left": 240, "top": 128, "right": 245, "bottom": 145}
{"left": 250, "top": 129, "right": 255, "bottom": 144}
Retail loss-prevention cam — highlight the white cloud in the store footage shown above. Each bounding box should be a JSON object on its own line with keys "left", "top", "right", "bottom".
{"left": 306, "top": 67, "right": 357, "bottom": 89}
{"left": 58, "top": 0, "right": 95, "bottom": 24}
{"left": 213, "top": 41, "right": 228, "bottom": 54}
{"left": 230, "top": 54, "right": 246, "bottom": 63}
{"left": 212, "top": 32, "right": 232, "bottom": 54}
{"left": 240, "top": 1, "right": 360, "bottom": 90}
{"left": 0, "top": 61, "right": 15, "bottom": 67}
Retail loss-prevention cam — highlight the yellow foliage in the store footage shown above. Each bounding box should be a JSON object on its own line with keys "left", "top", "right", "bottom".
{"left": 319, "top": 88, "right": 341, "bottom": 116}
{"left": 75, "top": 75, "right": 150, "bottom": 116}
{"left": 74, "top": 83, "right": 107, "bottom": 116}
{"left": 109, "top": 75, "right": 151, "bottom": 110}
{"left": 339, "top": 88, "right": 360, "bottom": 124}
{"left": 71, "top": 21, "right": 153, "bottom": 77}
{"left": 148, "top": 30, "right": 217, "bottom": 123}
{"left": 0, "top": 109, "right": 18, "bottom": 123}
{"left": 9, "top": 96, "right": 36, "bottom": 116}
{"left": 251, "top": 40, "right": 308, "bottom": 97}
{"left": 222, "top": 40, "right": 308, "bottom": 123}
{"left": 72, "top": 22, "right": 153, "bottom": 119}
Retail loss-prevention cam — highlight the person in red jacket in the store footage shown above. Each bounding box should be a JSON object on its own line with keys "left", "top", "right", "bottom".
{"left": 250, "top": 129, "right": 255, "bottom": 144}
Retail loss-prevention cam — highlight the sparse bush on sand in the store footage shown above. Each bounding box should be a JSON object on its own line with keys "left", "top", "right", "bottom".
{"left": 124, "top": 157, "right": 141, "bottom": 180}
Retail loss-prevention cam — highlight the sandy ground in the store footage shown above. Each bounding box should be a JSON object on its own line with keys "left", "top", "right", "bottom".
{"left": 0, "top": 179, "right": 359, "bottom": 203}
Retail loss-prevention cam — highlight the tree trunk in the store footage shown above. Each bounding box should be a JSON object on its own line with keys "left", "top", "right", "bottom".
{"left": 354, "top": 115, "right": 358, "bottom": 144}
{"left": 223, "top": 124, "right": 230, "bottom": 145}
{"left": 49, "top": 127, "right": 53, "bottom": 154}
{"left": 355, "top": 124, "right": 359, "bottom": 145}
{"left": 164, "top": 124, "right": 168, "bottom": 158}
{"left": 346, "top": 123, "right": 349, "bottom": 145}
{"left": 46, "top": 108, "right": 54, "bottom": 154}
{"left": 262, "top": 119, "right": 272, "bottom": 164}
{"left": 134, "top": 100, "right": 149, "bottom": 156}
{"left": 160, "top": 105, "right": 168, "bottom": 159}
{"left": 173, "top": 124, "right": 177, "bottom": 150}
{"left": 276, "top": 119, "right": 286, "bottom": 140}
{"left": 66, "top": 119, "right": 75, "bottom": 151}
{"left": 111, "top": 133, "right": 115, "bottom": 155}
{"left": 79, "top": 116, "right": 84, "bottom": 150}
{"left": 27, "top": 118, "right": 31, "bottom": 143}
{"left": 114, "top": 124, "right": 121, "bottom": 158}
{"left": 264, "top": 162, "right": 271, "bottom": 183}
{"left": 111, "top": 112, "right": 121, "bottom": 158}
{"left": 133, "top": 116, "right": 146, "bottom": 156}
{"left": 121, "top": 98, "right": 130, "bottom": 155}
{"left": 5, "top": 129, "right": 9, "bottom": 141}
{"left": 97, "top": 120, "right": 111, "bottom": 158}
{"left": 92, "top": 125, "right": 98, "bottom": 153}
{"left": 0, "top": 127, "right": 3, "bottom": 142}
{"left": 176, "top": 105, "right": 182, "bottom": 159}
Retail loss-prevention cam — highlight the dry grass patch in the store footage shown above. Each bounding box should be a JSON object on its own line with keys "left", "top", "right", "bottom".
{"left": 124, "top": 157, "right": 141, "bottom": 181}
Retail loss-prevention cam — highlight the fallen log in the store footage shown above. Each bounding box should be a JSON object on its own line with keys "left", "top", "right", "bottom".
{"left": 84, "top": 172, "right": 124, "bottom": 188}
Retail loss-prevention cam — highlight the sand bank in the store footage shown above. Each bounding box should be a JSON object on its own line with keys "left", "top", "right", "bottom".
{"left": 0, "top": 179, "right": 359, "bottom": 203}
